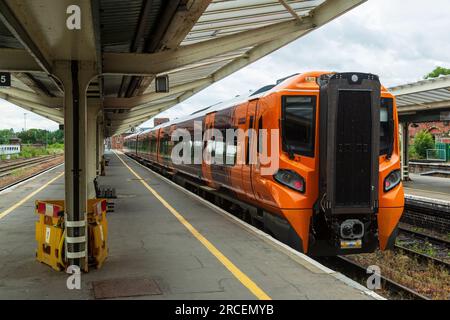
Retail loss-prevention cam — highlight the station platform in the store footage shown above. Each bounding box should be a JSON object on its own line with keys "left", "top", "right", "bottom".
{"left": 0, "top": 151, "right": 380, "bottom": 300}
{"left": 403, "top": 173, "right": 450, "bottom": 203}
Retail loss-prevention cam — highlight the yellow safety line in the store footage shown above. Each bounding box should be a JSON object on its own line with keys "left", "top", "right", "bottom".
{"left": 114, "top": 151, "right": 271, "bottom": 300}
{"left": 0, "top": 172, "right": 64, "bottom": 221}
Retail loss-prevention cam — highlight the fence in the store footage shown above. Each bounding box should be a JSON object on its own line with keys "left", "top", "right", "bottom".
{"left": 0, "top": 144, "right": 21, "bottom": 156}
{"left": 426, "top": 148, "right": 446, "bottom": 161}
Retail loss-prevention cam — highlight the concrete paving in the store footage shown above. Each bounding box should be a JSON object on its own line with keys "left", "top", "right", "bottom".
{"left": 403, "top": 173, "right": 450, "bottom": 203}
{"left": 0, "top": 151, "right": 377, "bottom": 300}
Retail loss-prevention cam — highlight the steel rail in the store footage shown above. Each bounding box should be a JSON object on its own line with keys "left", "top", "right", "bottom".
{"left": 0, "top": 161, "right": 63, "bottom": 192}
{"left": 319, "top": 256, "right": 430, "bottom": 300}
{"left": 0, "top": 155, "right": 61, "bottom": 177}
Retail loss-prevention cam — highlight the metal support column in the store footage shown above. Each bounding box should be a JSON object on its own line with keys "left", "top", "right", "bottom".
{"left": 401, "top": 122, "right": 410, "bottom": 181}
{"left": 97, "top": 112, "right": 105, "bottom": 176}
{"left": 55, "top": 61, "right": 97, "bottom": 271}
{"left": 87, "top": 103, "right": 102, "bottom": 198}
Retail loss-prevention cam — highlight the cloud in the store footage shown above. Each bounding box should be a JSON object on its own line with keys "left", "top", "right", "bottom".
{"left": 1, "top": 0, "right": 449, "bottom": 131}
{"left": 0, "top": 99, "right": 59, "bottom": 132}
{"left": 142, "top": 0, "right": 450, "bottom": 128}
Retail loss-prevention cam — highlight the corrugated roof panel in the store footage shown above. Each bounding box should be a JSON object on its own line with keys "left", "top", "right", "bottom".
{"left": 390, "top": 75, "right": 450, "bottom": 107}
{"left": 100, "top": 0, "right": 162, "bottom": 53}
{"left": 181, "top": 0, "right": 324, "bottom": 45}
{"left": 0, "top": 20, "right": 23, "bottom": 48}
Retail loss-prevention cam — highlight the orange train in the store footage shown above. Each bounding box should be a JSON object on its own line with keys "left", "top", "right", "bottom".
{"left": 123, "top": 71, "right": 404, "bottom": 256}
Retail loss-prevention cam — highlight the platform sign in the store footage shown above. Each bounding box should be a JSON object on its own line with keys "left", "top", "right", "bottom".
{"left": 0, "top": 72, "right": 11, "bottom": 87}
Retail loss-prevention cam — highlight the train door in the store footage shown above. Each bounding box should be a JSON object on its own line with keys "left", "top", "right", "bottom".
{"left": 228, "top": 104, "right": 247, "bottom": 197}
{"left": 202, "top": 112, "right": 217, "bottom": 188}
{"left": 251, "top": 102, "right": 278, "bottom": 206}
{"left": 209, "top": 108, "right": 234, "bottom": 188}
{"left": 156, "top": 128, "right": 163, "bottom": 164}
{"left": 241, "top": 99, "right": 258, "bottom": 198}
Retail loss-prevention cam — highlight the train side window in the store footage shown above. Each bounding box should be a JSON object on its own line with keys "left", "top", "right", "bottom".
{"left": 225, "top": 136, "right": 237, "bottom": 166}
{"left": 380, "top": 98, "right": 394, "bottom": 156}
{"left": 215, "top": 141, "right": 225, "bottom": 164}
{"left": 281, "top": 95, "right": 316, "bottom": 157}
{"left": 206, "top": 140, "right": 215, "bottom": 158}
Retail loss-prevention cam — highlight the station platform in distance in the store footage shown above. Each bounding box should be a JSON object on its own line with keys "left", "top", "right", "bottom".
{"left": 403, "top": 173, "right": 450, "bottom": 204}
{"left": 0, "top": 151, "right": 381, "bottom": 300}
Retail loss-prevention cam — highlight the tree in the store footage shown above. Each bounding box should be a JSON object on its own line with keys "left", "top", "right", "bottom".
{"left": 424, "top": 66, "right": 450, "bottom": 79}
{"left": 413, "top": 130, "right": 434, "bottom": 158}
{"left": 0, "top": 128, "right": 15, "bottom": 144}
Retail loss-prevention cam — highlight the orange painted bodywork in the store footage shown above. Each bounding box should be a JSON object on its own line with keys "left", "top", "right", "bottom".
{"left": 123, "top": 71, "right": 405, "bottom": 254}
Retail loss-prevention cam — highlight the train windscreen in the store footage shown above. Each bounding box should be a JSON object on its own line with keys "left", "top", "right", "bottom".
{"left": 380, "top": 97, "right": 394, "bottom": 156}
{"left": 281, "top": 96, "right": 316, "bottom": 157}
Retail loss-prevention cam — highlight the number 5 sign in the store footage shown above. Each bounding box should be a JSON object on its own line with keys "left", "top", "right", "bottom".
{"left": 0, "top": 72, "right": 11, "bottom": 87}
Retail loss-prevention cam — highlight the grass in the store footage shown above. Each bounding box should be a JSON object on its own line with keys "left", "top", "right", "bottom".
{"left": 349, "top": 250, "right": 450, "bottom": 299}
{"left": 0, "top": 144, "right": 63, "bottom": 160}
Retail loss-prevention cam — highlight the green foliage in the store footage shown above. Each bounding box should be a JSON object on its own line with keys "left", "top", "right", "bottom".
{"left": 0, "top": 128, "right": 15, "bottom": 144}
{"left": 413, "top": 130, "right": 434, "bottom": 158}
{"left": 424, "top": 66, "right": 450, "bottom": 79}
{"left": 408, "top": 145, "right": 419, "bottom": 160}
{"left": 0, "top": 128, "right": 64, "bottom": 160}
{"left": 16, "top": 128, "right": 64, "bottom": 145}
{"left": 0, "top": 128, "right": 64, "bottom": 145}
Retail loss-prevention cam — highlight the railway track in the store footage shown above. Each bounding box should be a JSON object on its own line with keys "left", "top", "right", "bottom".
{"left": 0, "top": 156, "right": 63, "bottom": 192}
{"left": 396, "top": 226, "right": 450, "bottom": 270}
{"left": 398, "top": 226, "right": 450, "bottom": 247}
{"left": 0, "top": 155, "right": 62, "bottom": 178}
{"left": 317, "top": 256, "right": 430, "bottom": 300}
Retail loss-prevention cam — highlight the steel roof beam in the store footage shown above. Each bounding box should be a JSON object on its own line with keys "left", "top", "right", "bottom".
{"left": 104, "top": 0, "right": 367, "bottom": 135}
{"left": 104, "top": 78, "right": 212, "bottom": 109}
{"left": 397, "top": 100, "right": 450, "bottom": 114}
{"left": 0, "top": 87, "right": 61, "bottom": 107}
{"left": 103, "top": 17, "right": 314, "bottom": 76}
{"left": 390, "top": 75, "right": 450, "bottom": 96}
{"left": 129, "top": 0, "right": 212, "bottom": 97}
{"left": 14, "top": 73, "right": 55, "bottom": 97}
{"left": 108, "top": 100, "right": 177, "bottom": 123}
{"left": 0, "top": 48, "right": 41, "bottom": 72}
{"left": 0, "top": 0, "right": 52, "bottom": 74}
{"left": 278, "top": 0, "right": 302, "bottom": 21}
{"left": 110, "top": 0, "right": 367, "bottom": 132}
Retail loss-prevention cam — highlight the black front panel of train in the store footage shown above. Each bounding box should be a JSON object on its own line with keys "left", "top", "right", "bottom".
{"left": 335, "top": 90, "right": 372, "bottom": 206}
{"left": 319, "top": 73, "right": 380, "bottom": 215}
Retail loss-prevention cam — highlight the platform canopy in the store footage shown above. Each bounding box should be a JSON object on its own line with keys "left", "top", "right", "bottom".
{"left": 390, "top": 75, "right": 450, "bottom": 122}
{"left": 0, "top": 0, "right": 366, "bottom": 135}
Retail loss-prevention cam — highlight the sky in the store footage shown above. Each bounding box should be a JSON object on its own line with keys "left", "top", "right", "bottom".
{"left": 1, "top": 0, "right": 449, "bottom": 131}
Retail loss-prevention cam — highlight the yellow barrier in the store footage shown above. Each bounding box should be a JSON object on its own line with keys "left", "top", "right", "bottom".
{"left": 88, "top": 199, "right": 108, "bottom": 269}
{"left": 35, "top": 200, "right": 65, "bottom": 271}
{"left": 35, "top": 199, "right": 109, "bottom": 271}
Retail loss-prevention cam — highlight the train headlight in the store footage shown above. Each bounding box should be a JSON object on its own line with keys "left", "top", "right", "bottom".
{"left": 384, "top": 169, "right": 401, "bottom": 192}
{"left": 273, "top": 169, "right": 305, "bottom": 193}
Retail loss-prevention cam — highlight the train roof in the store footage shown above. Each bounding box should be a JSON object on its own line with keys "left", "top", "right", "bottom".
{"left": 125, "top": 71, "right": 389, "bottom": 139}
{"left": 136, "top": 72, "right": 311, "bottom": 136}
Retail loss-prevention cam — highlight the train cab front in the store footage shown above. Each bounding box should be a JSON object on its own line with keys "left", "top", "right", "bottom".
{"left": 308, "top": 72, "right": 404, "bottom": 256}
